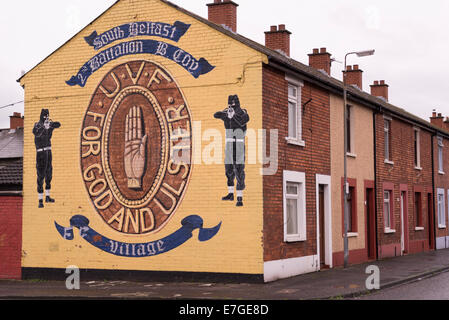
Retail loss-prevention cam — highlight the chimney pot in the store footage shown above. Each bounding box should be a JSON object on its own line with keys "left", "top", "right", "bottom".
{"left": 9, "top": 112, "right": 24, "bottom": 130}
{"left": 344, "top": 65, "right": 364, "bottom": 90}
{"left": 370, "top": 80, "right": 389, "bottom": 101}
{"left": 308, "top": 47, "right": 332, "bottom": 75}
{"left": 430, "top": 111, "right": 445, "bottom": 129}
{"left": 265, "top": 24, "right": 292, "bottom": 56}
{"left": 207, "top": 0, "right": 239, "bottom": 33}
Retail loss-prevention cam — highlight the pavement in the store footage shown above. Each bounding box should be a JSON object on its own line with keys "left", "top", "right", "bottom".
{"left": 2, "top": 249, "right": 449, "bottom": 300}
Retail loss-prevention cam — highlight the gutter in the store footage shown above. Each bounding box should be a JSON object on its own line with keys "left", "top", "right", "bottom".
{"left": 267, "top": 57, "right": 449, "bottom": 138}
{"left": 0, "top": 191, "right": 22, "bottom": 196}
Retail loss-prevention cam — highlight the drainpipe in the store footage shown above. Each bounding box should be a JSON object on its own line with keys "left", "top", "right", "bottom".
{"left": 431, "top": 132, "right": 437, "bottom": 250}
{"left": 373, "top": 108, "right": 379, "bottom": 260}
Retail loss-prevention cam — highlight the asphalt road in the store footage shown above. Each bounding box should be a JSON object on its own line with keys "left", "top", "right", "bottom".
{"left": 355, "top": 270, "right": 449, "bottom": 300}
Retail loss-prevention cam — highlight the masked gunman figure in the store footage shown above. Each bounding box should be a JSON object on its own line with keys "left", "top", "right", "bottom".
{"left": 33, "top": 109, "right": 61, "bottom": 208}
{"left": 214, "top": 95, "right": 250, "bottom": 207}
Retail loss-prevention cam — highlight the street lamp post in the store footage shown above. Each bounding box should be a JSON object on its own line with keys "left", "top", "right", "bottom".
{"left": 343, "top": 49, "right": 375, "bottom": 269}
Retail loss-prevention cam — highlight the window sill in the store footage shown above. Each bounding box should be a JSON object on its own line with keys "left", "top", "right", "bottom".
{"left": 343, "top": 232, "right": 359, "bottom": 238}
{"left": 415, "top": 226, "right": 424, "bottom": 231}
{"left": 415, "top": 166, "right": 422, "bottom": 171}
{"left": 439, "top": 171, "right": 445, "bottom": 175}
{"left": 384, "top": 228, "right": 396, "bottom": 234}
{"left": 384, "top": 159, "right": 394, "bottom": 165}
{"left": 285, "top": 237, "right": 307, "bottom": 243}
{"left": 439, "top": 224, "right": 447, "bottom": 230}
{"left": 285, "top": 137, "right": 305, "bottom": 147}
{"left": 346, "top": 152, "right": 357, "bottom": 159}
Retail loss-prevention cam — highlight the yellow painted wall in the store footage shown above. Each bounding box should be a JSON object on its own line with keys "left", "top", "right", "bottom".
{"left": 330, "top": 94, "right": 375, "bottom": 253}
{"left": 20, "top": 0, "right": 266, "bottom": 275}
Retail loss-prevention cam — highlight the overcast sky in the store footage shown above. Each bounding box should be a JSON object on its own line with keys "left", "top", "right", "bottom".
{"left": 1, "top": 0, "right": 448, "bottom": 128}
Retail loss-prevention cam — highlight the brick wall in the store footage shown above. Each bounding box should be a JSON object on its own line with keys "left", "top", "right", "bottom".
{"left": 434, "top": 135, "right": 449, "bottom": 242}
{"left": 262, "top": 64, "right": 330, "bottom": 262}
{"left": 375, "top": 114, "right": 433, "bottom": 258}
{"left": 0, "top": 196, "right": 22, "bottom": 279}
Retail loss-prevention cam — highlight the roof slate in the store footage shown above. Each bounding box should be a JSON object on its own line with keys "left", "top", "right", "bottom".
{"left": 0, "top": 128, "right": 24, "bottom": 159}
{"left": 0, "top": 159, "right": 23, "bottom": 185}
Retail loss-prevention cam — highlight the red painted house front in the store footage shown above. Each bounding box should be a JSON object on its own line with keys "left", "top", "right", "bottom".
{"left": 0, "top": 196, "right": 22, "bottom": 279}
{"left": 375, "top": 112, "right": 434, "bottom": 259}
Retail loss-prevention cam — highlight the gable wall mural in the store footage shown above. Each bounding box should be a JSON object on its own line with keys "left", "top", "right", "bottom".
{"left": 20, "top": 0, "right": 265, "bottom": 275}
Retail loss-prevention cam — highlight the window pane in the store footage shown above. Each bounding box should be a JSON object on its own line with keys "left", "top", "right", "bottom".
{"left": 438, "top": 194, "right": 445, "bottom": 225}
{"left": 439, "top": 146, "right": 444, "bottom": 172}
{"left": 288, "top": 85, "right": 297, "bottom": 98}
{"left": 286, "top": 198, "right": 298, "bottom": 235}
{"left": 384, "top": 191, "right": 390, "bottom": 228}
{"left": 288, "top": 102, "right": 297, "bottom": 138}
{"left": 385, "top": 130, "right": 390, "bottom": 159}
{"left": 286, "top": 182, "right": 299, "bottom": 195}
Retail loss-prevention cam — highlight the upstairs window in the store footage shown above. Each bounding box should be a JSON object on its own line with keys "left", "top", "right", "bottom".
{"left": 285, "top": 75, "right": 304, "bottom": 146}
{"left": 346, "top": 105, "right": 354, "bottom": 155}
{"left": 414, "top": 128, "right": 421, "bottom": 169}
{"left": 384, "top": 118, "right": 392, "bottom": 162}
{"left": 438, "top": 137, "right": 444, "bottom": 174}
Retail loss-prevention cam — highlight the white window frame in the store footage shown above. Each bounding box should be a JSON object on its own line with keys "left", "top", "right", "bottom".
{"left": 414, "top": 127, "right": 422, "bottom": 170}
{"left": 346, "top": 104, "right": 357, "bottom": 158}
{"left": 384, "top": 116, "right": 393, "bottom": 164}
{"left": 438, "top": 137, "right": 444, "bottom": 174}
{"left": 285, "top": 74, "right": 305, "bottom": 147}
{"left": 437, "top": 188, "right": 446, "bottom": 229}
{"left": 384, "top": 190, "right": 395, "bottom": 233}
{"left": 283, "top": 170, "right": 306, "bottom": 242}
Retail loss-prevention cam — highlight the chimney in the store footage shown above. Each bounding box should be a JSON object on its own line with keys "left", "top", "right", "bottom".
{"left": 430, "top": 111, "right": 445, "bottom": 129}
{"left": 343, "top": 65, "right": 363, "bottom": 90}
{"left": 370, "top": 80, "right": 389, "bottom": 102}
{"left": 265, "top": 24, "right": 292, "bottom": 56}
{"left": 9, "top": 112, "right": 24, "bottom": 130}
{"left": 308, "top": 48, "right": 332, "bottom": 75}
{"left": 207, "top": 0, "right": 239, "bottom": 33}
{"left": 444, "top": 117, "right": 449, "bottom": 131}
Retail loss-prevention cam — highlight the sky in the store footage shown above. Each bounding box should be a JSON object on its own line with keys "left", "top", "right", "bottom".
{"left": 1, "top": 0, "right": 449, "bottom": 128}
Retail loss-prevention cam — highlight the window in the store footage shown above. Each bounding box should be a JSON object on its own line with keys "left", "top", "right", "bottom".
{"left": 283, "top": 171, "right": 306, "bottom": 242}
{"left": 437, "top": 189, "right": 445, "bottom": 228}
{"left": 384, "top": 190, "right": 392, "bottom": 229}
{"left": 414, "top": 128, "right": 421, "bottom": 169}
{"left": 346, "top": 105, "right": 354, "bottom": 155}
{"left": 384, "top": 118, "right": 392, "bottom": 162}
{"left": 345, "top": 186, "right": 357, "bottom": 233}
{"left": 414, "top": 192, "right": 423, "bottom": 227}
{"left": 438, "top": 137, "right": 444, "bottom": 174}
{"left": 285, "top": 75, "right": 304, "bottom": 146}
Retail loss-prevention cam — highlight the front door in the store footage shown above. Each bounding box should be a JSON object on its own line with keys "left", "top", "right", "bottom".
{"left": 401, "top": 191, "right": 408, "bottom": 255}
{"left": 366, "top": 188, "right": 376, "bottom": 260}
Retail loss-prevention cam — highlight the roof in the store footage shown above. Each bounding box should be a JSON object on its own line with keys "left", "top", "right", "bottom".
{"left": 0, "top": 128, "right": 24, "bottom": 159}
{"left": 0, "top": 158, "right": 23, "bottom": 185}
{"left": 18, "top": 0, "right": 449, "bottom": 138}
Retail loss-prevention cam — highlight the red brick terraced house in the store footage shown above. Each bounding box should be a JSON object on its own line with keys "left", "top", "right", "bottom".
{"left": 430, "top": 112, "right": 449, "bottom": 250}
{"left": 12, "top": 0, "right": 449, "bottom": 282}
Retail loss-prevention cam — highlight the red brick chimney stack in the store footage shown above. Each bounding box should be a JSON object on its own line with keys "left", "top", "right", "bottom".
{"left": 430, "top": 111, "right": 445, "bottom": 129}
{"left": 370, "top": 80, "right": 389, "bottom": 102}
{"left": 344, "top": 65, "right": 364, "bottom": 90}
{"left": 9, "top": 112, "right": 24, "bottom": 130}
{"left": 308, "top": 48, "right": 332, "bottom": 75}
{"left": 265, "top": 24, "right": 292, "bottom": 57}
{"left": 207, "top": 0, "right": 239, "bottom": 33}
{"left": 444, "top": 117, "right": 449, "bottom": 131}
